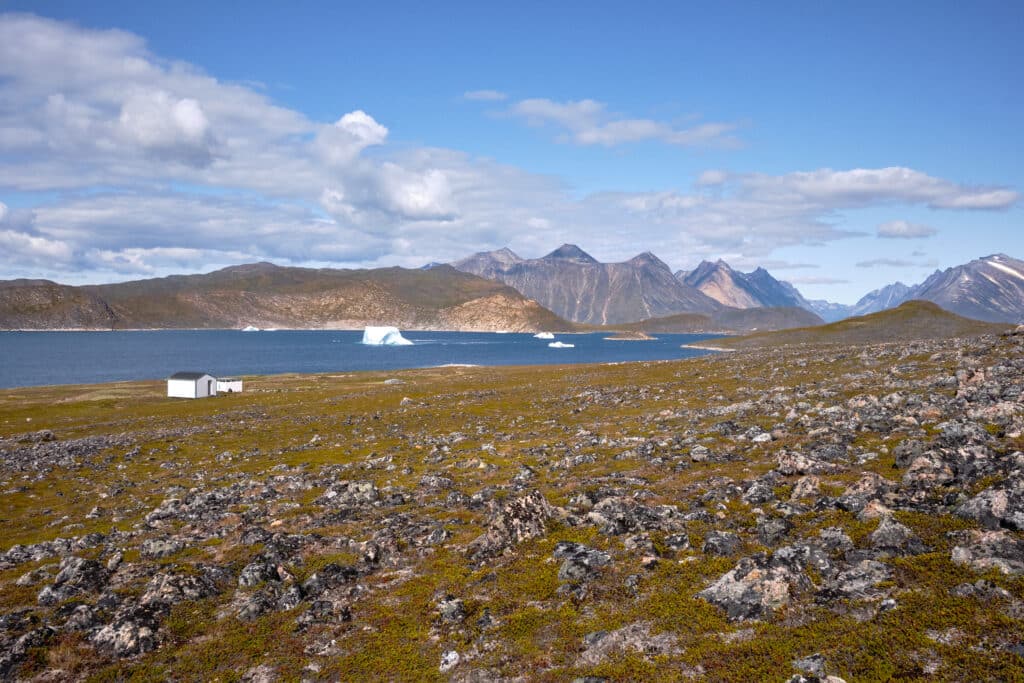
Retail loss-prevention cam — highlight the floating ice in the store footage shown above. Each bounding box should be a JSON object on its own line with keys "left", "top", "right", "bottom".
{"left": 548, "top": 341, "right": 575, "bottom": 349}
{"left": 241, "top": 325, "right": 260, "bottom": 332}
{"left": 362, "top": 326, "right": 414, "bottom": 346}
{"left": 534, "top": 331, "right": 555, "bottom": 339}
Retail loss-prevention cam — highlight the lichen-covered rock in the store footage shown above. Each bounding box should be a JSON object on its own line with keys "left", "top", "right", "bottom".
{"left": 776, "top": 451, "right": 842, "bottom": 476}
{"left": 141, "top": 569, "right": 221, "bottom": 608}
{"left": 469, "top": 490, "right": 555, "bottom": 559}
{"left": 553, "top": 542, "right": 611, "bottom": 583}
{"left": 317, "top": 480, "right": 379, "bottom": 507}
{"left": 37, "top": 556, "right": 109, "bottom": 606}
{"left": 584, "top": 497, "right": 686, "bottom": 536}
{"left": 817, "top": 560, "right": 893, "bottom": 602}
{"left": 91, "top": 603, "right": 164, "bottom": 657}
{"left": 140, "top": 538, "right": 185, "bottom": 559}
{"left": 868, "top": 516, "right": 929, "bottom": 557}
{"left": 576, "top": 621, "right": 681, "bottom": 667}
{"left": 697, "top": 550, "right": 813, "bottom": 621}
{"left": 956, "top": 475, "right": 1024, "bottom": 531}
{"left": 951, "top": 530, "right": 1024, "bottom": 575}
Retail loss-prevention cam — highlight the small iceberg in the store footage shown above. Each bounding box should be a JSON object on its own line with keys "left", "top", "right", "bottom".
{"left": 533, "top": 331, "right": 555, "bottom": 339}
{"left": 241, "top": 325, "right": 260, "bottom": 332}
{"left": 548, "top": 341, "right": 575, "bottom": 349}
{"left": 362, "top": 326, "right": 414, "bottom": 346}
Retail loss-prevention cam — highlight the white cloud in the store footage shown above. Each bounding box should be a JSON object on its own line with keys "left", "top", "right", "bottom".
{"left": 744, "top": 167, "right": 1018, "bottom": 210}
{"left": 463, "top": 89, "right": 507, "bottom": 101}
{"left": 0, "top": 229, "right": 74, "bottom": 266}
{"left": 877, "top": 220, "right": 937, "bottom": 239}
{"left": 117, "top": 90, "right": 216, "bottom": 165}
{"left": 0, "top": 14, "right": 1017, "bottom": 284}
{"left": 509, "top": 98, "right": 740, "bottom": 148}
{"left": 315, "top": 110, "right": 388, "bottom": 166}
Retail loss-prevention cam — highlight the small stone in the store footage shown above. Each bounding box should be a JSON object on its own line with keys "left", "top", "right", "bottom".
{"left": 439, "top": 650, "right": 460, "bottom": 673}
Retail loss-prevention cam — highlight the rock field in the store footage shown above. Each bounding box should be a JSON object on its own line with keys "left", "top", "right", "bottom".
{"left": 1, "top": 329, "right": 1024, "bottom": 680}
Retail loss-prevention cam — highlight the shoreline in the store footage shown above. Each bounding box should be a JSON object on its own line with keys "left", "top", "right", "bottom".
{"left": 681, "top": 343, "right": 735, "bottom": 352}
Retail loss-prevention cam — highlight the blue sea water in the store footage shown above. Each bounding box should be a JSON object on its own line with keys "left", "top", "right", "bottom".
{"left": 0, "top": 330, "right": 722, "bottom": 389}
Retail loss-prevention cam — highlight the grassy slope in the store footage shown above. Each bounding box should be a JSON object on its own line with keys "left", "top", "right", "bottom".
{"left": 698, "top": 300, "right": 1009, "bottom": 350}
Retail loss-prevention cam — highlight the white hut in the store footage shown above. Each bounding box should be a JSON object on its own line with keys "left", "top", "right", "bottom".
{"left": 167, "top": 371, "right": 217, "bottom": 399}
{"left": 217, "top": 377, "right": 243, "bottom": 393}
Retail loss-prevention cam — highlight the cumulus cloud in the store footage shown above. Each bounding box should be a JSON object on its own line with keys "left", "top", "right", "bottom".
{"left": 876, "top": 220, "right": 937, "bottom": 239}
{"left": 463, "top": 89, "right": 507, "bottom": 101}
{"left": 315, "top": 110, "right": 388, "bottom": 166}
{"left": 118, "top": 90, "right": 216, "bottom": 165}
{"left": 509, "top": 98, "right": 740, "bottom": 148}
{"left": 0, "top": 227, "right": 74, "bottom": 268}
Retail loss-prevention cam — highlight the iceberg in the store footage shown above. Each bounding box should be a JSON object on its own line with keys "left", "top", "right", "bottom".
{"left": 548, "top": 341, "right": 575, "bottom": 349}
{"left": 533, "top": 331, "right": 555, "bottom": 339}
{"left": 362, "top": 326, "right": 414, "bottom": 346}
{"left": 241, "top": 325, "right": 260, "bottom": 332}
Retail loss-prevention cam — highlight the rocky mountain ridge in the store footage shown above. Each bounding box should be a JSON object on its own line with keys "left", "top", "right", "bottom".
{"left": 847, "top": 254, "right": 1024, "bottom": 323}
{"left": 453, "top": 245, "right": 723, "bottom": 325}
{"left": 679, "top": 260, "right": 807, "bottom": 310}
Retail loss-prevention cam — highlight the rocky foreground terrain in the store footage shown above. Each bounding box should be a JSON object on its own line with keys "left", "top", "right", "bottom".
{"left": 1, "top": 329, "right": 1024, "bottom": 681}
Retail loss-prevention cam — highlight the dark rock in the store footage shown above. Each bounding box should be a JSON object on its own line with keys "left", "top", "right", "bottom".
{"left": 585, "top": 497, "right": 686, "bottom": 535}
{"left": 702, "top": 531, "right": 741, "bottom": 557}
{"left": 301, "top": 563, "right": 358, "bottom": 597}
{"left": 664, "top": 533, "right": 690, "bottom": 552}
{"left": 957, "top": 475, "right": 1024, "bottom": 531}
{"left": 0, "top": 626, "right": 55, "bottom": 678}
{"left": 553, "top": 542, "right": 611, "bottom": 583}
{"left": 37, "top": 556, "right": 109, "bottom": 605}
{"left": 868, "top": 516, "right": 929, "bottom": 557}
{"left": 757, "top": 517, "right": 793, "bottom": 546}
{"left": 438, "top": 596, "right": 466, "bottom": 623}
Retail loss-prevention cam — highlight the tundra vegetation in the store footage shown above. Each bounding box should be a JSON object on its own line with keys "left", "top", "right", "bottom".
{"left": 1, "top": 327, "right": 1023, "bottom": 681}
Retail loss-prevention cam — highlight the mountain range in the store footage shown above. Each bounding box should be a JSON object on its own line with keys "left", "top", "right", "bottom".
{"left": 453, "top": 245, "right": 724, "bottom": 325}
{"left": 2, "top": 248, "right": 1021, "bottom": 331}
{"left": 455, "top": 246, "right": 1023, "bottom": 325}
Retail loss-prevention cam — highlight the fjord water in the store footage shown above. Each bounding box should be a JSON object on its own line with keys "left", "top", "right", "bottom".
{"left": 0, "top": 330, "right": 721, "bottom": 389}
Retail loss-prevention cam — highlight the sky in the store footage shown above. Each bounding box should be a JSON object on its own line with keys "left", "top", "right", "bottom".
{"left": 0, "top": 1, "right": 1020, "bottom": 303}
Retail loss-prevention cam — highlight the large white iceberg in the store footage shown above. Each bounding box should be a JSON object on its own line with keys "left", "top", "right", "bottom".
{"left": 548, "top": 341, "right": 575, "bottom": 349}
{"left": 533, "top": 331, "right": 555, "bottom": 339}
{"left": 362, "top": 326, "right": 414, "bottom": 346}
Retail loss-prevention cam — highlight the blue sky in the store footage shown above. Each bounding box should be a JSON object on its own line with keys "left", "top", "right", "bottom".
{"left": 0, "top": 1, "right": 1020, "bottom": 303}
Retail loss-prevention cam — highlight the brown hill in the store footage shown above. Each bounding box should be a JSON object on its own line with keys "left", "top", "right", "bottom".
{"left": 0, "top": 264, "right": 571, "bottom": 331}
